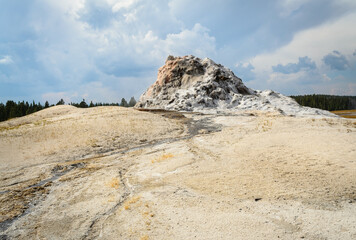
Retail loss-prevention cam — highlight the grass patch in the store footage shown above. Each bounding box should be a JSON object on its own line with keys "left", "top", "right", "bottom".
{"left": 331, "top": 110, "right": 356, "bottom": 119}
{"left": 331, "top": 109, "right": 356, "bottom": 114}
{"left": 0, "top": 124, "right": 23, "bottom": 131}
{"left": 339, "top": 115, "right": 356, "bottom": 119}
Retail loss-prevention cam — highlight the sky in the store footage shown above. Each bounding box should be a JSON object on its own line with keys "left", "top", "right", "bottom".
{"left": 0, "top": 0, "right": 356, "bottom": 104}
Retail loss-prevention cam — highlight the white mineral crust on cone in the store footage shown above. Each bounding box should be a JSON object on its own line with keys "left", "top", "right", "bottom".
{"left": 136, "top": 55, "right": 336, "bottom": 117}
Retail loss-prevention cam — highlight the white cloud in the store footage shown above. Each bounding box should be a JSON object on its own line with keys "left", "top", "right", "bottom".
{"left": 82, "top": 21, "right": 216, "bottom": 75}
{"left": 0, "top": 55, "right": 13, "bottom": 64}
{"left": 123, "top": 9, "right": 138, "bottom": 23}
{"left": 250, "top": 11, "right": 356, "bottom": 71}
{"left": 322, "top": 50, "right": 350, "bottom": 70}
{"left": 235, "top": 62, "right": 255, "bottom": 81}
{"left": 278, "top": 0, "right": 311, "bottom": 17}
{"left": 41, "top": 92, "right": 75, "bottom": 105}
{"left": 322, "top": 74, "right": 332, "bottom": 82}
{"left": 163, "top": 23, "right": 216, "bottom": 58}
{"left": 112, "top": 0, "right": 138, "bottom": 12}
{"left": 2, "top": 0, "right": 355, "bottom": 102}
{"left": 41, "top": 82, "right": 119, "bottom": 104}
{"left": 48, "top": 0, "right": 86, "bottom": 19}
{"left": 268, "top": 71, "right": 310, "bottom": 85}
{"left": 79, "top": 81, "right": 121, "bottom": 102}
{"left": 29, "top": 0, "right": 215, "bottom": 85}
{"left": 311, "top": 82, "right": 356, "bottom": 95}
{"left": 241, "top": 11, "right": 356, "bottom": 94}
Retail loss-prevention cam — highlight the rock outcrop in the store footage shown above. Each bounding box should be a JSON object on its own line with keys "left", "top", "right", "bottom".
{"left": 136, "top": 55, "right": 335, "bottom": 117}
{"left": 136, "top": 55, "right": 254, "bottom": 110}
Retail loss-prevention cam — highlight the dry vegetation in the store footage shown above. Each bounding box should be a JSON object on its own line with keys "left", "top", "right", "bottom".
{"left": 331, "top": 109, "right": 356, "bottom": 119}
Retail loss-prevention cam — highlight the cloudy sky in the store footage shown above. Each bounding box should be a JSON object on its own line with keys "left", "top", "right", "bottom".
{"left": 0, "top": 0, "right": 355, "bottom": 104}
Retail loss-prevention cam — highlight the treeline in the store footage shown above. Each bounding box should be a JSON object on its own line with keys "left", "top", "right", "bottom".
{"left": 0, "top": 97, "right": 137, "bottom": 122}
{"left": 69, "top": 97, "right": 136, "bottom": 108}
{"left": 290, "top": 94, "right": 356, "bottom": 111}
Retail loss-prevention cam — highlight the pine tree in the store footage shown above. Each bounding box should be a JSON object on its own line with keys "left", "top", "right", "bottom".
{"left": 290, "top": 95, "right": 356, "bottom": 111}
{"left": 26, "top": 104, "right": 32, "bottom": 115}
{"left": 79, "top": 99, "right": 88, "bottom": 108}
{"left": 57, "top": 99, "right": 65, "bottom": 105}
{"left": 128, "top": 97, "right": 137, "bottom": 107}
{"left": 89, "top": 101, "right": 94, "bottom": 108}
{"left": 5, "top": 101, "right": 16, "bottom": 119}
{"left": 18, "top": 101, "right": 26, "bottom": 117}
{"left": 9, "top": 108, "right": 17, "bottom": 119}
{"left": 0, "top": 103, "right": 5, "bottom": 121}
{"left": 120, "top": 98, "right": 128, "bottom": 107}
{"left": 45, "top": 101, "right": 50, "bottom": 108}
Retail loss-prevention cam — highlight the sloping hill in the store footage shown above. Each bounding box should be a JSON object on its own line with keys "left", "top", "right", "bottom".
{"left": 1, "top": 106, "right": 355, "bottom": 239}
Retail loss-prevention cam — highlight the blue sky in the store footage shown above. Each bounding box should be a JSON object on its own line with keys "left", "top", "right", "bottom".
{"left": 0, "top": 0, "right": 356, "bottom": 104}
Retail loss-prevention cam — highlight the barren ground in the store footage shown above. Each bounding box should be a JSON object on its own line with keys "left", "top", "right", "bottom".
{"left": 0, "top": 105, "right": 355, "bottom": 239}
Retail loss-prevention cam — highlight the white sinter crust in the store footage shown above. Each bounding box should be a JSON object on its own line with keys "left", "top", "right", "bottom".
{"left": 136, "top": 55, "right": 336, "bottom": 117}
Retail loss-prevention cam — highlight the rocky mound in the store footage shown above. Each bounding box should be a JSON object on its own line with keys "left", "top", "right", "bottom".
{"left": 136, "top": 55, "right": 335, "bottom": 117}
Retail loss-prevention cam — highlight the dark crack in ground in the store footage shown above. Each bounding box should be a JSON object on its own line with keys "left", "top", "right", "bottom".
{"left": 81, "top": 170, "right": 132, "bottom": 240}
{"left": 0, "top": 162, "right": 89, "bottom": 233}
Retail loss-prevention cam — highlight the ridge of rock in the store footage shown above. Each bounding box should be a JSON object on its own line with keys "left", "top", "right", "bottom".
{"left": 136, "top": 55, "right": 335, "bottom": 117}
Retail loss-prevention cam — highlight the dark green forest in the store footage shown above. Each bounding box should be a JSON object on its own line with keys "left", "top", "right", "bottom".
{"left": 0, "top": 97, "right": 137, "bottom": 122}
{"left": 290, "top": 95, "right": 356, "bottom": 111}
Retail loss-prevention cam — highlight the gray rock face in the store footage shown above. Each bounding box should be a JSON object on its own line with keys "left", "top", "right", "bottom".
{"left": 136, "top": 55, "right": 336, "bottom": 117}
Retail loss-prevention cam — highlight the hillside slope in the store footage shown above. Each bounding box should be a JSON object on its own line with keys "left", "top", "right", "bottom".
{"left": 1, "top": 106, "right": 355, "bottom": 239}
